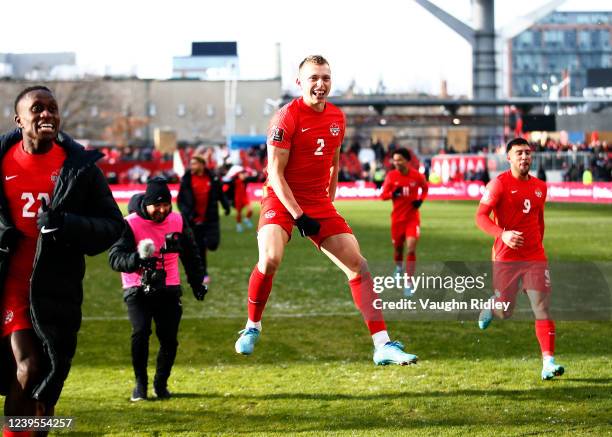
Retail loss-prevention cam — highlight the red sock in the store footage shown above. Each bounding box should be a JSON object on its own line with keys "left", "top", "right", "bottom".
{"left": 535, "top": 319, "right": 556, "bottom": 357}
{"left": 247, "top": 266, "right": 274, "bottom": 322}
{"left": 246, "top": 209, "right": 253, "bottom": 219}
{"left": 406, "top": 252, "right": 416, "bottom": 277}
{"left": 393, "top": 246, "right": 403, "bottom": 263}
{"left": 349, "top": 272, "right": 387, "bottom": 335}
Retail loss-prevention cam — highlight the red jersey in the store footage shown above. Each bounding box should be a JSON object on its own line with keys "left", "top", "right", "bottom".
{"left": 234, "top": 175, "right": 248, "bottom": 208}
{"left": 1, "top": 141, "right": 66, "bottom": 303}
{"left": 191, "top": 173, "right": 211, "bottom": 224}
{"left": 265, "top": 98, "right": 345, "bottom": 206}
{"left": 480, "top": 170, "right": 547, "bottom": 261}
{"left": 381, "top": 168, "right": 428, "bottom": 222}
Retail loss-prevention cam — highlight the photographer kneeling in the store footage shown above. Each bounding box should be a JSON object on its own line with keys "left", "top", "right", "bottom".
{"left": 109, "top": 177, "right": 207, "bottom": 402}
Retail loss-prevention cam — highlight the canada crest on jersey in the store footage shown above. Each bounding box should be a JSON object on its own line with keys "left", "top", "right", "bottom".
{"left": 329, "top": 123, "right": 341, "bottom": 137}
{"left": 3, "top": 310, "right": 13, "bottom": 325}
{"left": 535, "top": 188, "right": 543, "bottom": 198}
{"left": 51, "top": 169, "right": 60, "bottom": 184}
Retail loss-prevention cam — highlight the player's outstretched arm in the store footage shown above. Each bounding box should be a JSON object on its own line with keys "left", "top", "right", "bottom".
{"left": 267, "top": 145, "right": 303, "bottom": 219}
{"left": 328, "top": 148, "right": 340, "bottom": 201}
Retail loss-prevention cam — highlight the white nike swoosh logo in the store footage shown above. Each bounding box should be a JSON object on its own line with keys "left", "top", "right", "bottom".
{"left": 511, "top": 190, "right": 518, "bottom": 194}
{"left": 40, "top": 226, "right": 59, "bottom": 234}
{"left": 0, "top": 247, "right": 8, "bottom": 253}
{"left": 4, "top": 175, "right": 17, "bottom": 181}
{"left": 301, "top": 128, "right": 311, "bottom": 132}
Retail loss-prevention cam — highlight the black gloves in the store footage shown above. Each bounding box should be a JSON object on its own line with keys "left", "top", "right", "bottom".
{"left": 37, "top": 198, "right": 64, "bottom": 234}
{"left": 295, "top": 213, "right": 320, "bottom": 237}
{"left": 0, "top": 227, "right": 20, "bottom": 252}
{"left": 392, "top": 187, "right": 404, "bottom": 198}
{"left": 192, "top": 282, "right": 208, "bottom": 301}
{"left": 412, "top": 199, "right": 423, "bottom": 209}
{"left": 138, "top": 257, "right": 157, "bottom": 270}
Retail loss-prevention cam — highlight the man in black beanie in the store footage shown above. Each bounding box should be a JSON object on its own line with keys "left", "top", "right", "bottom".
{"left": 109, "top": 177, "right": 207, "bottom": 401}
{"left": 143, "top": 177, "right": 172, "bottom": 209}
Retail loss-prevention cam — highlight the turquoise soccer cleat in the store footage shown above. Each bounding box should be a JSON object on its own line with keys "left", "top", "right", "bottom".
{"left": 404, "top": 282, "right": 415, "bottom": 298}
{"left": 235, "top": 327, "right": 260, "bottom": 355}
{"left": 373, "top": 341, "right": 418, "bottom": 366}
{"left": 478, "top": 308, "right": 493, "bottom": 330}
{"left": 541, "top": 358, "right": 565, "bottom": 380}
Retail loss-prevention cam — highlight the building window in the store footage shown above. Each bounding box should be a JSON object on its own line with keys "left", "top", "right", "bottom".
{"left": 543, "top": 30, "right": 563, "bottom": 48}
{"left": 517, "top": 31, "right": 533, "bottom": 48}
{"left": 90, "top": 106, "right": 98, "bottom": 117}
{"left": 206, "top": 104, "right": 214, "bottom": 117}
{"left": 235, "top": 104, "right": 243, "bottom": 117}
{"left": 177, "top": 103, "right": 186, "bottom": 117}
{"left": 564, "top": 30, "right": 576, "bottom": 48}
{"left": 578, "top": 30, "right": 590, "bottom": 49}
{"left": 148, "top": 103, "right": 157, "bottom": 117}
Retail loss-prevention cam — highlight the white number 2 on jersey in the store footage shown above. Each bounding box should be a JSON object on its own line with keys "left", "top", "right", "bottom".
{"left": 314, "top": 138, "right": 325, "bottom": 156}
{"left": 22, "top": 192, "right": 51, "bottom": 218}
{"left": 522, "top": 198, "right": 531, "bottom": 214}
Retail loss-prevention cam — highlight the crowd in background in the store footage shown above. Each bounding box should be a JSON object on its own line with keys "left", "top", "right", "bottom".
{"left": 92, "top": 138, "right": 611, "bottom": 186}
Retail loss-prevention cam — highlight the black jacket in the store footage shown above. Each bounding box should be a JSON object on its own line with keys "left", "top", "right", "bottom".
{"left": 0, "top": 129, "right": 125, "bottom": 405}
{"left": 108, "top": 193, "right": 205, "bottom": 297}
{"left": 177, "top": 169, "right": 230, "bottom": 225}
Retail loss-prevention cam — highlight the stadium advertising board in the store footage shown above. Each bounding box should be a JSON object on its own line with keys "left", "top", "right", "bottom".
{"left": 430, "top": 154, "right": 486, "bottom": 183}
{"left": 111, "top": 182, "right": 612, "bottom": 204}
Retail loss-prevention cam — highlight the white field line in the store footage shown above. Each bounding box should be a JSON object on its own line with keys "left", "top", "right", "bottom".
{"left": 81, "top": 307, "right": 612, "bottom": 321}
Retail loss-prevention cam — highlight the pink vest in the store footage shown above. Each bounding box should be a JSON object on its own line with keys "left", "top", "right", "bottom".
{"left": 121, "top": 212, "right": 183, "bottom": 289}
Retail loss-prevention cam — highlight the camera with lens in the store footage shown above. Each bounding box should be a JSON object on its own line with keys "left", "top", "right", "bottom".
{"left": 140, "top": 232, "right": 183, "bottom": 296}
{"left": 161, "top": 232, "right": 181, "bottom": 254}
{"left": 141, "top": 264, "right": 166, "bottom": 296}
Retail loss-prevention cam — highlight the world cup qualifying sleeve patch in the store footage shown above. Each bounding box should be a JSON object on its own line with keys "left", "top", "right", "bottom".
{"left": 271, "top": 126, "right": 284, "bottom": 142}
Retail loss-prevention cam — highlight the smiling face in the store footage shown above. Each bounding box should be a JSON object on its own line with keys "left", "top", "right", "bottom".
{"left": 392, "top": 153, "right": 409, "bottom": 173}
{"left": 297, "top": 61, "right": 331, "bottom": 111}
{"left": 146, "top": 202, "right": 172, "bottom": 223}
{"left": 14, "top": 89, "right": 60, "bottom": 152}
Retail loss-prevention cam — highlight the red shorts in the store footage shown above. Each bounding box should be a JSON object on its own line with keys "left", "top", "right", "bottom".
{"left": 493, "top": 261, "right": 551, "bottom": 302}
{"left": 391, "top": 218, "right": 420, "bottom": 247}
{"left": 258, "top": 196, "right": 352, "bottom": 249}
{"left": 1, "top": 304, "right": 33, "bottom": 337}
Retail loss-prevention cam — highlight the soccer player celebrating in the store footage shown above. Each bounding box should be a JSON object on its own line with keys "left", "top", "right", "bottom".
{"left": 0, "top": 86, "right": 124, "bottom": 430}
{"left": 475, "top": 137, "right": 564, "bottom": 380}
{"left": 380, "top": 148, "right": 428, "bottom": 296}
{"left": 234, "top": 55, "right": 418, "bottom": 365}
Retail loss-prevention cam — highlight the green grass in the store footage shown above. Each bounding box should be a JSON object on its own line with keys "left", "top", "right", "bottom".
{"left": 57, "top": 201, "right": 611, "bottom": 435}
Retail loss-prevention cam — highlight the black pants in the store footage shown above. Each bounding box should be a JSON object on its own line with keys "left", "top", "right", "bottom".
{"left": 125, "top": 290, "right": 182, "bottom": 389}
{"left": 193, "top": 222, "right": 220, "bottom": 276}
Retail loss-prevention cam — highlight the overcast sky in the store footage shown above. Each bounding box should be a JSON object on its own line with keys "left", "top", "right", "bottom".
{"left": 0, "top": 0, "right": 610, "bottom": 95}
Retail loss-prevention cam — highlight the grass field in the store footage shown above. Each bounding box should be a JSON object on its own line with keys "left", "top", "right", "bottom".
{"left": 55, "top": 200, "right": 611, "bottom": 436}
